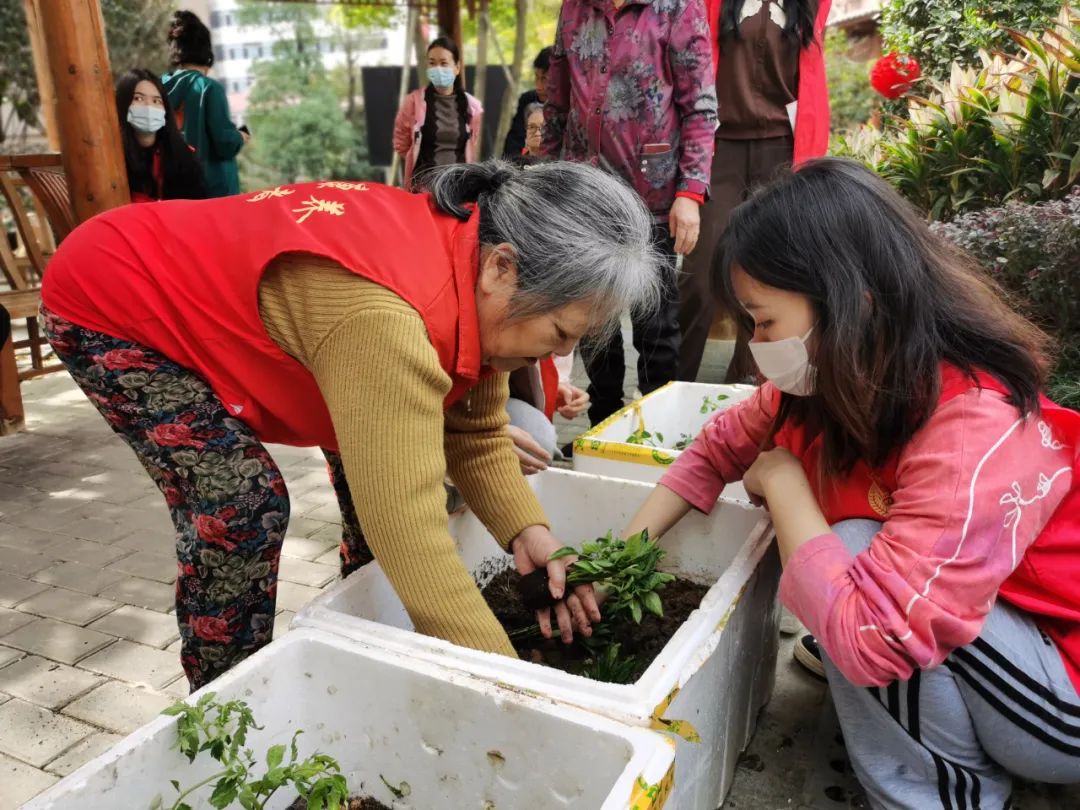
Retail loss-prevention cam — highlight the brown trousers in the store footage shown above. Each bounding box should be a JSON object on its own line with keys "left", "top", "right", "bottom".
{"left": 677, "top": 135, "right": 794, "bottom": 382}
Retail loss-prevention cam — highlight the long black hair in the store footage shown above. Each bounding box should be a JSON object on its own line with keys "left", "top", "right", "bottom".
{"left": 116, "top": 69, "right": 206, "bottom": 201}
{"left": 718, "top": 158, "right": 1048, "bottom": 476}
{"left": 720, "top": 0, "right": 819, "bottom": 50}
{"left": 415, "top": 37, "right": 470, "bottom": 188}
{"left": 168, "top": 10, "right": 214, "bottom": 67}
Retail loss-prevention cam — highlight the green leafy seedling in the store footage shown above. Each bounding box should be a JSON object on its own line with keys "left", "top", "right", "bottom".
{"left": 580, "top": 643, "right": 639, "bottom": 685}
{"left": 550, "top": 529, "right": 675, "bottom": 625}
{"left": 700, "top": 393, "right": 729, "bottom": 414}
{"left": 156, "top": 693, "right": 349, "bottom": 810}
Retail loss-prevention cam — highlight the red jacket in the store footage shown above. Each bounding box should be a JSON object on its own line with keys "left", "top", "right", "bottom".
{"left": 704, "top": 0, "right": 832, "bottom": 165}
{"left": 42, "top": 181, "right": 488, "bottom": 451}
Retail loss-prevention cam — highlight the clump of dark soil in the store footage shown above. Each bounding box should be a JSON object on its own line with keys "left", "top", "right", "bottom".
{"left": 287, "top": 797, "right": 390, "bottom": 810}
{"left": 481, "top": 567, "right": 710, "bottom": 682}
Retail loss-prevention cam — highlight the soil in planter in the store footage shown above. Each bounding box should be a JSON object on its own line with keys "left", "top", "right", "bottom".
{"left": 287, "top": 797, "right": 390, "bottom": 810}
{"left": 482, "top": 568, "right": 710, "bottom": 682}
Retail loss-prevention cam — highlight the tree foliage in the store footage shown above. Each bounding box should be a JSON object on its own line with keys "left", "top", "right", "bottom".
{"left": 0, "top": 0, "right": 173, "bottom": 146}
{"left": 880, "top": 0, "right": 1063, "bottom": 81}
{"left": 825, "top": 28, "right": 878, "bottom": 133}
{"left": 236, "top": 6, "right": 367, "bottom": 187}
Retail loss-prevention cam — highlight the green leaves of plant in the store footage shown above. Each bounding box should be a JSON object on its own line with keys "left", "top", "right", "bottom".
{"left": 158, "top": 696, "right": 348, "bottom": 810}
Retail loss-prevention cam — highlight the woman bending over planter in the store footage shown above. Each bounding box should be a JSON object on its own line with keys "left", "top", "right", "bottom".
{"left": 41, "top": 160, "right": 659, "bottom": 690}
{"left": 624, "top": 158, "right": 1080, "bottom": 808}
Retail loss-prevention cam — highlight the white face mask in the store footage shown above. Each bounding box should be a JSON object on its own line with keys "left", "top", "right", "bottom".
{"left": 748, "top": 326, "right": 816, "bottom": 396}
{"left": 128, "top": 104, "right": 166, "bottom": 134}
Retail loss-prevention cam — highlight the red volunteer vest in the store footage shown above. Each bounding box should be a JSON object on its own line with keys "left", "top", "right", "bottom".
{"left": 540, "top": 356, "right": 560, "bottom": 421}
{"left": 774, "top": 366, "right": 1080, "bottom": 685}
{"left": 43, "top": 181, "right": 491, "bottom": 451}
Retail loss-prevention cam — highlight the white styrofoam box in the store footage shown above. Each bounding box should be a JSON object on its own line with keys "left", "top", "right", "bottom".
{"left": 294, "top": 468, "right": 781, "bottom": 810}
{"left": 572, "top": 382, "right": 758, "bottom": 498}
{"left": 25, "top": 628, "right": 676, "bottom": 810}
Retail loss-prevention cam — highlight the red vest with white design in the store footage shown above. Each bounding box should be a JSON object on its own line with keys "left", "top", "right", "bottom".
{"left": 774, "top": 365, "right": 1080, "bottom": 685}
{"left": 42, "top": 181, "right": 490, "bottom": 451}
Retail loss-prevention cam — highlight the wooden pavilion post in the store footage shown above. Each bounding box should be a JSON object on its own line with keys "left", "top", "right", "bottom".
{"left": 22, "top": 0, "right": 60, "bottom": 151}
{"left": 437, "top": 0, "right": 463, "bottom": 53}
{"left": 35, "top": 0, "right": 130, "bottom": 222}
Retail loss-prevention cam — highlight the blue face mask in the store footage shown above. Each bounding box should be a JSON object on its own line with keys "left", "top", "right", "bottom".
{"left": 427, "top": 66, "right": 456, "bottom": 89}
{"left": 128, "top": 105, "right": 166, "bottom": 134}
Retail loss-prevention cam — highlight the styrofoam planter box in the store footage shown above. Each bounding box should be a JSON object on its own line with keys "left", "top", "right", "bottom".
{"left": 26, "top": 628, "right": 676, "bottom": 810}
{"left": 572, "top": 382, "right": 758, "bottom": 499}
{"left": 294, "top": 469, "right": 781, "bottom": 810}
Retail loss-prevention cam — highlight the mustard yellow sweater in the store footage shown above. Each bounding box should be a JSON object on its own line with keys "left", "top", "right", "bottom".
{"left": 258, "top": 254, "right": 548, "bottom": 657}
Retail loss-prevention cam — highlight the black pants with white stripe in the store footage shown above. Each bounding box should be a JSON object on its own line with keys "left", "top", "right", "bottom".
{"left": 823, "top": 520, "right": 1080, "bottom": 809}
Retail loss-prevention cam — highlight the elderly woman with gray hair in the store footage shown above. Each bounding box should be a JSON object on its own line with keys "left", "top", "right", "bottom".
{"left": 41, "top": 160, "right": 663, "bottom": 690}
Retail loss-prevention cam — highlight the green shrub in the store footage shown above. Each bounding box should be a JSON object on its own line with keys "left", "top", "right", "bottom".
{"left": 933, "top": 190, "right": 1080, "bottom": 408}
{"left": 880, "top": 0, "right": 1063, "bottom": 80}
{"left": 835, "top": 5, "right": 1080, "bottom": 221}
{"left": 826, "top": 28, "right": 879, "bottom": 133}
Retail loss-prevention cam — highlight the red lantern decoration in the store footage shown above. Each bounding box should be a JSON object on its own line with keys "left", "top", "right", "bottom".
{"left": 870, "top": 53, "right": 922, "bottom": 100}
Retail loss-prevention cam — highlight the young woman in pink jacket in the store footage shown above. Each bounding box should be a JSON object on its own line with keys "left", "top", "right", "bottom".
{"left": 620, "top": 159, "right": 1080, "bottom": 806}
{"left": 393, "top": 37, "right": 483, "bottom": 191}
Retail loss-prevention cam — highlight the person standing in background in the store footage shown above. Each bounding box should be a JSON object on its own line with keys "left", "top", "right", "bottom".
{"left": 393, "top": 37, "right": 483, "bottom": 192}
{"left": 162, "top": 10, "right": 249, "bottom": 198}
{"left": 542, "top": 0, "right": 718, "bottom": 426}
{"left": 678, "top": 0, "right": 830, "bottom": 383}
{"left": 115, "top": 69, "right": 206, "bottom": 203}
{"left": 503, "top": 47, "right": 553, "bottom": 159}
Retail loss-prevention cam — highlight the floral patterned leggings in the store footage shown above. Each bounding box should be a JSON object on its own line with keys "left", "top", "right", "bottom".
{"left": 41, "top": 307, "right": 372, "bottom": 690}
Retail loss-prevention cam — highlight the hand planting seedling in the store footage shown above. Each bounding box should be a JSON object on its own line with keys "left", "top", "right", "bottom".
{"left": 152, "top": 692, "right": 350, "bottom": 810}
{"left": 700, "top": 393, "right": 729, "bottom": 414}
{"left": 516, "top": 529, "right": 674, "bottom": 624}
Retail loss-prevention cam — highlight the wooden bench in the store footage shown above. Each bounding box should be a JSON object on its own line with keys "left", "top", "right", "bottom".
{"left": 0, "top": 154, "right": 76, "bottom": 430}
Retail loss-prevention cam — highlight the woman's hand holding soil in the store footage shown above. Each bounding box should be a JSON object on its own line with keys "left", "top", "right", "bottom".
{"left": 511, "top": 524, "right": 601, "bottom": 643}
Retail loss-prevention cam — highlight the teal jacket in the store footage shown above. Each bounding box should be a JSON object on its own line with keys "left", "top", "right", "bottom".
{"left": 162, "top": 69, "right": 245, "bottom": 197}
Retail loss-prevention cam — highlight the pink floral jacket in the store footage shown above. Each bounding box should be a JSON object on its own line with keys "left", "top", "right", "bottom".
{"left": 541, "top": 0, "right": 718, "bottom": 218}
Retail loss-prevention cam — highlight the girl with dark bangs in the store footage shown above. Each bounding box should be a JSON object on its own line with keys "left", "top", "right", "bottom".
{"left": 115, "top": 69, "right": 206, "bottom": 203}
{"left": 626, "top": 158, "right": 1080, "bottom": 806}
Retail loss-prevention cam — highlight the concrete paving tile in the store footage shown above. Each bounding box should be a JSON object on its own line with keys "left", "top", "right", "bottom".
{"left": 111, "top": 526, "right": 176, "bottom": 553}
{"left": 0, "top": 656, "right": 103, "bottom": 710}
{"left": 97, "top": 575, "right": 176, "bottom": 613}
{"left": 0, "top": 606, "right": 35, "bottom": 637}
{"left": 282, "top": 533, "right": 338, "bottom": 562}
{"left": 58, "top": 516, "right": 141, "bottom": 545}
{"left": 1, "top": 619, "right": 116, "bottom": 665}
{"left": 106, "top": 550, "right": 176, "bottom": 584}
{"left": 0, "top": 698, "right": 95, "bottom": 767}
{"left": 0, "top": 571, "right": 49, "bottom": 608}
{"left": 276, "top": 581, "right": 322, "bottom": 613}
{"left": 78, "top": 640, "right": 182, "bottom": 689}
{"left": 0, "top": 645, "right": 25, "bottom": 669}
{"left": 35, "top": 536, "right": 132, "bottom": 567}
{"left": 0, "top": 499, "right": 33, "bottom": 521}
{"left": 32, "top": 560, "right": 128, "bottom": 596}
{"left": 0, "top": 752, "right": 59, "bottom": 809}
{"left": 63, "top": 681, "right": 175, "bottom": 735}
{"left": 0, "top": 546, "right": 56, "bottom": 578}
{"left": 43, "top": 731, "right": 122, "bottom": 778}
{"left": 0, "top": 523, "right": 67, "bottom": 554}
{"left": 16, "top": 587, "right": 120, "bottom": 626}
{"left": 279, "top": 557, "right": 337, "bottom": 588}
{"left": 88, "top": 605, "right": 179, "bottom": 648}
{"left": 161, "top": 674, "right": 191, "bottom": 699}
{"left": 298, "top": 501, "right": 342, "bottom": 524}
{"left": 313, "top": 546, "right": 341, "bottom": 567}
{"left": 274, "top": 610, "right": 296, "bottom": 640}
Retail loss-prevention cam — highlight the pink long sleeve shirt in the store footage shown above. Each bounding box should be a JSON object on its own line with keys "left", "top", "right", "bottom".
{"left": 660, "top": 381, "right": 1075, "bottom": 688}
